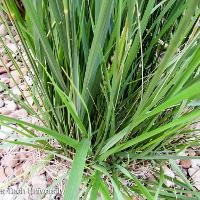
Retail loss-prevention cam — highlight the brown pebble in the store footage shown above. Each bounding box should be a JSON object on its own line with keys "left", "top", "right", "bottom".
{"left": 132, "top": 196, "right": 139, "bottom": 200}
{"left": 9, "top": 65, "right": 16, "bottom": 71}
{"left": 0, "top": 166, "right": 6, "bottom": 183}
{"left": 18, "top": 150, "right": 28, "bottom": 161}
{"left": 0, "top": 67, "right": 8, "bottom": 74}
{"left": 47, "top": 177, "right": 53, "bottom": 186}
{"left": 195, "top": 151, "right": 200, "bottom": 156}
{"left": 5, "top": 100, "right": 18, "bottom": 111}
{"left": 9, "top": 79, "right": 16, "bottom": 87}
{"left": 10, "top": 70, "right": 21, "bottom": 84}
{"left": 1, "top": 154, "right": 18, "bottom": 168}
{"left": 21, "top": 68, "right": 28, "bottom": 76}
{"left": 180, "top": 160, "right": 191, "bottom": 169}
{"left": 32, "top": 105, "right": 38, "bottom": 112}
{"left": 22, "top": 161, "right": 32, "bottom": 171}
{"left": 188, "top": 150, "right": 196, "bottom": 156}
{"left": 0, "top": 107, "right": 11, "bottom": 115}
{"left": 4, "top": 167, "right": 14, "bottom": 177}
{"left": 13, "top": 109, "right": 28, "bottom": 119}
{"left": 8, "top": 113, "right": 19, "bottom": 119}
{"left": 19, "top": 84, "right": 28, "bottom": 91}
{"left": 2, "top": 55, "right": 9, "bottom": 64}
{"left": 2, "top": 78, "right": 10, "bottom": 84}
{"left": 0, "top": 73, "right": 8, "bottom": 79}
{"left": 0, "top": 73, "right": 10, "bottom": 84}
{"left": 14, "top": 164, "right": 24, "bottom": 176}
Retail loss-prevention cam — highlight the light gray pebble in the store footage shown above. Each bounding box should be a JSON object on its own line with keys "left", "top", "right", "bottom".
{"left": 0, "top": 98, "right": 5, "bottom": 108}
{"left": 0, "top": 24, "right": 7, "bottom": 36}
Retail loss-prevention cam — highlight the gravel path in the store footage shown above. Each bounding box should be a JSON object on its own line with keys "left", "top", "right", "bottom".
{"left": 0, "top": 21, "right": 68, "bottom": 200}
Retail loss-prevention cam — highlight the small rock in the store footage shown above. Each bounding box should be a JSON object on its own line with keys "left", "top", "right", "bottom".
{"left": 5, "top": 35, "right": 12, "bottom": 44}
{"left": 8, "top": 113, "right": 19, "bottom": 119}
{"left": 0, "top": 67, "right": 7, "bottom": 74}
{"left": 191, "top": 159, "right": 200, "bottom": 169}
{"left": 42, "top": 196, "right": 51, "bottom": 200}
{"left": 13, "top": 109, "right": 28, "bottom": 119}
{"left": 31, "top": 175, "right": 47, "bottom": 190}
{"left": 0, "top": 24, "right": 7, "bottom": 36}
{"left": 22, "top": 53, "right": 28, "bottom": 62}
{"left": 9, "top": 185, "right": 18, "bottom": 192}
{"left": 0, "top": 72, "right": 9, "bottom": 79}
{"left": 0, "top": 125, "right": 13, "bottom": 137}
{"left": 21, "top": 68, "right": 28, "bottom": 76}
{"left": 180, "top": 160, "right": 191, "bottom": 169}
{"left": 4, "top": 167, "right": 14, "bottom": 177}
{"left": 9, "top": 79, "right": 16, "bottom": 87}
{"left": 10, "top": 70, "right": 21, "bottom": 84}
{"left": 2, "top": 55, "right": 9, "bottom": 64}
{"left": 0, "top": 166, "right": 6, "bottom": 183}
{"left": 188, "top": 168, "right": 199, "bottom": 177}
{"left": 47, "top": 177, "right": 53, "bottom": 186}
{"left": 22, "top": 117, "right": 32, "bottom": 123}
{"left": 5, "top": 100, "right": 17, "bottom": 111}
{"left": 0, "top": 193, "right": 4, "bottom": 199}
{"left": 27, "top": 97, "right": 33, "bottom": 105}
{"left": 31, "top": 117, "right": 40, "bottom": 125}
{"left": 0, "top": 148, "right": 4, "bottom": 154}
{"left": 188, "top": 168, "right": 200, "bottom": 190}
{"left": 18, "top": 150, "right": 28, "bottom": 161}
{"left": 0, "top": 98, "right": 5, "bottom": 108}
{"left": 14, "top": 164, "right": 23, "bottom": 176}
{"left": 14, "top": 34, "right": 20, "bottom": 42}
{"left": 11, "top": 86, "right": 21, "bottom": 96}
{"left": 195, "top": 151, "right": 200, "bottom": 156}
{"left": 7, "top": 43, "right": 18, "bottom": 54}
{"left": 24, "top": 76, "right": 32, "bottom": 86}
{"left": 11, "top": 70, "right": 20, "bottom": 77}
{"left": 22, "top": 161, "right": 32, "bottom": 172}
{"left": 0, "top": 48, "right": 3, "bottom": 55}
{"left": 32, "top": 105, "right": 38, "bottom": 112}
{"left": 0, "top": 107, "right": 11, "bottom": 115}
{"left": 1, "top": 77, "right": 10, "bottom": 84}
{"left": 15, "top": 188, "right": 29, "bottom": 200}
{"left": 19, "top": 84, "right": 28, "bottom": 91}
{"left": 30, "top": 175, "right": 48, "bottom": 199}
{"left": 0, "top": 132, "right": 8, "bottom": 140}
{"left": 0, "top": 59, "right": 3, "bottom": 66}
{"left": 23, "top": 91, "right": 30, "bottom": 97}
{"left": 1, "top": 154, "right": 18, "bottom": 168}
{"left": 188, "top": 150, "right": 196, "bottom": 156}
{"left": 5, "top": 35, "right": 12, "bottom": 43}
{"left": 163, "top": 165, "right": 175, "bottom": 187}
{"left": 182, "top": 168, "right": 188, "bottom": 176}
{"left": 10, "top": 27, "right": 17, "bottom": 36}
{"left": 178, "top": 150, "right": 187, "bottom": 157}
{"left": 2, "top": 194, "right": 15, "bottom": 200}
{"left": 131, "top": 197, "right": 139, "bottom": 200}
{"left": 6, "top": 62, "right": 13, "bottom": 69}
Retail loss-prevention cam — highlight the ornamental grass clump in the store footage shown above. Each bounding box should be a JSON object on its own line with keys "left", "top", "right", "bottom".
{"left": 0, "top": 0, "right": 200, "bottom": 199}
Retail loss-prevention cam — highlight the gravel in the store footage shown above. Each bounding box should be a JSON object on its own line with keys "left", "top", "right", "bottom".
{"left": 0, "top": 98, "right": 5, "bottom": 108}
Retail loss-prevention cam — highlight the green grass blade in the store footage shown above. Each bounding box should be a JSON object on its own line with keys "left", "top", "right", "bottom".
{"left": 0, "top": 115, "right": 78, "bottom": 149}
{"left": 116, "top": 165, "right": 154, "bottom": 200}
{"left": 64, "top": 138, "right": 90, "bottom": 200}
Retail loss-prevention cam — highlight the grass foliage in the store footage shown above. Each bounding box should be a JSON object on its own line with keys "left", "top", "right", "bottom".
{"left": 0, "top": 0, "right": 200, "bottom": 199}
